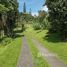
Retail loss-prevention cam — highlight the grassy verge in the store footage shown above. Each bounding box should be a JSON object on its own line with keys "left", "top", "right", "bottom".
{"left": 0, "top": 29, "right": 22, "bottom": 67}
{"left": 24, "top": 30, "right": 50, "bottom": 67}
{"left": 25, "top": 25, "right": 67, "bottom": 64}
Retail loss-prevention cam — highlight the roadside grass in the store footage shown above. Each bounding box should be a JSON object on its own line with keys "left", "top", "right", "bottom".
{"left": 24, "top": 31, "right": 50, "bottom": 67}
{"left": 25, "top": 25, "right": 67, "bottom": 64}
{"left": 0, "top": 28, "right": 22, "bottom": 67}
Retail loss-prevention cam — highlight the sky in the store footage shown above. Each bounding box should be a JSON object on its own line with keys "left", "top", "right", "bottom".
{"left": 17, "top": 0, "right": 48, "bottom": 16}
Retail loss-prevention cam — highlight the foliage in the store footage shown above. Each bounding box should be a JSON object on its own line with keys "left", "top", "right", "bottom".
{"left": 18, "top": 11, "right": 34, "bottom": 31}
{"left": 32, "top": 10, "right": 48, "bottom": 30}
{"left": 32, "top": 16, "right": 41, "bottom": 30}
{"left": 0, "top": 0, "right": 18, "bottom": 38}
{"left": 33, "top": 22, "right": 41, "bottom": 30}
{"left": 38, "top": 10, "right": 47, "bottom": 29}
{"left": 45, "top": 0, "right": 67, "bottom": 40}
{"left": 0, "top": 4, "right": 9, "bottom": 13}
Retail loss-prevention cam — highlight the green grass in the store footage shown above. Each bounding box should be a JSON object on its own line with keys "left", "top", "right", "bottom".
{"left": 25, "top": 25, "right": 67, "bottom": 64}
{"left": 24, "top": 30, "right": 50, "bottom": 67}
{"left": 0, "top": 30, "right": 22, "bottom": 67}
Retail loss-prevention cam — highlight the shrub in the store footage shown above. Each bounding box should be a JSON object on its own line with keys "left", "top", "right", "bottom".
{"left": 33, "top": 23, "right": 41, "bottom": 30}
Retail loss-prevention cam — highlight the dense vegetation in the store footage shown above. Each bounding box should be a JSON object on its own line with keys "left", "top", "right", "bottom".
{"left": 0, "top": 0, "right": 18, "bottom": 38}
{"left": 33, "top": 10, "right": 48, "bottom": 30}
{"left": 0, "top": 0, "right": 67, "bottom": 42}
{"left": 45, "top": 0, "right": 67, "bottom": 40}
{"left": 0, "top": 0, "right": 67, "bottom": 67}
{"left": 0, "top": 1, "right": 22, "bottom": 67}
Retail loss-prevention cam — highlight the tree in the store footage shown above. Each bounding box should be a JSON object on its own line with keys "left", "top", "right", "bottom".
{"left": 38, "top": 10, "right": 47, "bottom": 29}
{"left": 23, "top": 2, "right": 26, "bottom": 13}
{"left": 29, "top": 8, "right": 32, "bottom": 15}
{"left": 45, "top": 0, "right": 67, "bottom": 40}
{"left": 0, "top": 0, "right": 18, "bottom": 37}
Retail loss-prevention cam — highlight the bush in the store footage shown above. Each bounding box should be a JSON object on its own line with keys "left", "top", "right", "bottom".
{"left": 33, "top": 23, "right": 41, "bottom": 30}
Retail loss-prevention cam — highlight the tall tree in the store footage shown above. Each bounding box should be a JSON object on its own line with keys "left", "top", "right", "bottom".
{"left": 29, "top": 8, "right": 32, "bottom": 15}
{"left": 0, "top": 0, "right": 18, "bottom": 37}
{"left": 45, "top": 0, "right": 67, "bottom": 40}
{"left": 23, "top": 2, "right": 26, "bottom": 13}
{"left": 38, "top": 10, "right": 47, "bottom": 29}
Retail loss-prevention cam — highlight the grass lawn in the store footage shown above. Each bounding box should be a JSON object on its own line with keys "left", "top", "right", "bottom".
{"left": 24, "top": 30, "right": 50, "bottom": 67}
{"left": 25, "top": 24, "right": 67, "bottom": 64}
{"left": 0, "top": 29, "right": 22, "bottom": 67}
